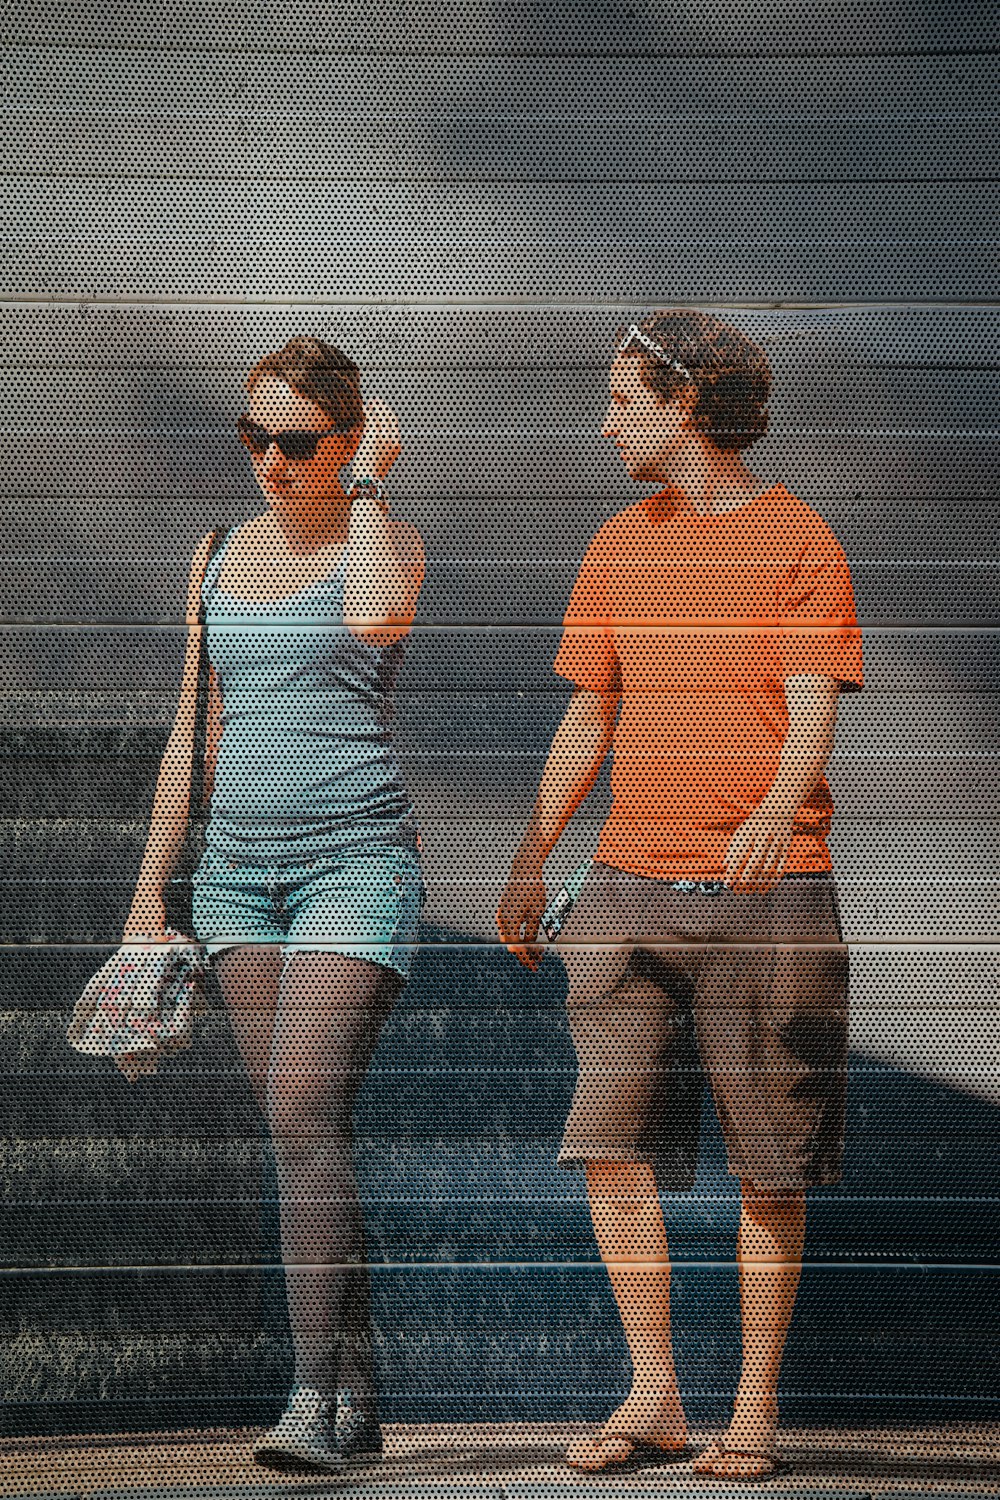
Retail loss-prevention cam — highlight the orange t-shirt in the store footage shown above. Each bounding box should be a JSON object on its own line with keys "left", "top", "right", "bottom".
{"left": 553, "top": 484, "right": 864, "bottom": 879}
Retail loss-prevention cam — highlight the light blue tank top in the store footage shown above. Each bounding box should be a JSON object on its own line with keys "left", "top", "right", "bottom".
{"left": 201, "top": 528, "right": 419, "bottom": 864}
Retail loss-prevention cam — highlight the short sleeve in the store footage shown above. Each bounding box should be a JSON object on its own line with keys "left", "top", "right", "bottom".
{"left": 553, "top": 537, "right": 621, "bottom": 693}
{"left": 778, "top": 538, "right": 864, "bottom": 690}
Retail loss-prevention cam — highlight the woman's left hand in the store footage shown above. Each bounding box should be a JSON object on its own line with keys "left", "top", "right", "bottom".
{"left": 352, "top": 396, "right": 402, "bottom": 481}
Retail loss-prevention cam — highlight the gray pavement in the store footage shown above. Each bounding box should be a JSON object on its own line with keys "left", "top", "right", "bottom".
{"left": 2, "top": 1422, "right": 999, "bottom": 1500}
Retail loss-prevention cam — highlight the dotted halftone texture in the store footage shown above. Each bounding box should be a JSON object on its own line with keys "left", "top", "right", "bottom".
{"left": 1, "top": 0, "right": 999, "bottom": 1489}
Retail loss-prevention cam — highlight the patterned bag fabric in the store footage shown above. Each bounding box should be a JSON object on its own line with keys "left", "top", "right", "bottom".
{"left": 66, "top": 933, "right": 207, "bottom": 1084}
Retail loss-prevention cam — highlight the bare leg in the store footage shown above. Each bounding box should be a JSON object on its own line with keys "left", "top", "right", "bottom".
{"left": 217, "top": 946, "right": 400, "bottom": 1415}
{"left": 693, "top": 1180, "right": 806, "bottom": 1479}
{"left": 267, "top": 952, "right": 399, "bottom": 1414}
{"left": 215, "top": 944, "right": 283, "bottom": 1116}
{"left": 566, "top": 1160, "right": 688, "bottom": 1467}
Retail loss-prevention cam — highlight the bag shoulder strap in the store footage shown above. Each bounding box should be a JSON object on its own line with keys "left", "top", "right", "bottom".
{"left": 194, "top": 525, "right": 231, "bottom": 623}
{"left": 190, "top": 527, "right": 230, "bottom": 813}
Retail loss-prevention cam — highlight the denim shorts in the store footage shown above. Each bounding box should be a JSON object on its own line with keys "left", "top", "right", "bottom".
{"left": 192, "top": 843, "right": 426, "bottom": 980}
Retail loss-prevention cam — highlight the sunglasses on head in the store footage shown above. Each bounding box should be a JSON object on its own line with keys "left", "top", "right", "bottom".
{"left": 236, "top": 413, "right": 356, "bottom": 462}
{"left": 616, "top": 324, "right": 695, "bottom": 382}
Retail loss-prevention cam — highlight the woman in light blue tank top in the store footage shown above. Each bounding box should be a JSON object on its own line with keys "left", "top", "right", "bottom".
{"left": 125, "top": 336, "right": 426, "bottom": 1474}
{"left": 201, "top": 525, "right": 417, "bottom": 863}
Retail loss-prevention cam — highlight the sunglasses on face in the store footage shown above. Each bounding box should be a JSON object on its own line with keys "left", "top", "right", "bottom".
{"left": 236, "top": 413, "right": 356, "bottom": 462}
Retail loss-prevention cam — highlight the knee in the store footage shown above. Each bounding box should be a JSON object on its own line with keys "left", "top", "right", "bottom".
{"left": 586, "top": 1159, "right": 658, "bottom": 1212}
{"left": 266, "top": 1073, "right": 353, "bottom": 1141}
{"left": 739, "top": 1178, "right": 806, "bottom": 1222}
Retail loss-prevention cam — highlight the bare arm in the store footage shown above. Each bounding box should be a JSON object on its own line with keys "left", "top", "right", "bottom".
{"left": 343, "top": 397, "right": 425, "bottom": 645}
{"left": 497, "top": 685, "right": 620, "bottom": 969}
{"left": 343, "top": 497, "right": 425, "bottom": 646}
{"left": 724, "top": 673, "right": 841, "bottom": 891}
{"left": 123, "top": 532, "right": 216, "bottom": 939}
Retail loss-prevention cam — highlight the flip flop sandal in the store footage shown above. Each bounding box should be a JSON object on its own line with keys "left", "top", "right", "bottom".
{"left": 566, "top": 1431, "right": 691, "bottom": 1474}
{"left": 695, "top": 1441, "right": 788, "bottom": 1483}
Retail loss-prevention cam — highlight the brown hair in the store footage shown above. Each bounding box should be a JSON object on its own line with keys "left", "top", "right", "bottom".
{"left": 246, "top": 334, "right": 364, "bottom": 427}
{"left": 614, "top": 309, "right": 771, "bottom": 452}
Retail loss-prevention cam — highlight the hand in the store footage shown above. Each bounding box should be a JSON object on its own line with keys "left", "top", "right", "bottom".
{"left": 724, "top": 803, "right": 795, "bottom": 892}
{"left": 496, "top": 863, "right": 548, "bottom": 971}
{"left": 123, "top": 892, "right": 179, "bottom": 944}
{"left": 352, "top": 396, "right": 402, "bottom": 482}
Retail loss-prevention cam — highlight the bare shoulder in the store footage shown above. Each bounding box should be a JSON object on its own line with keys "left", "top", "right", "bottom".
{"left": 185, "top": 523, "right": 235, "bottom": 618}
{"left": 186, "top": 529, "right": 218, "bottom": 590}
{"left": 234, "top": 510, "right": 274, "bottom": 543}
{"left": 189, "top": 513, "right": 265, "bottom": 575}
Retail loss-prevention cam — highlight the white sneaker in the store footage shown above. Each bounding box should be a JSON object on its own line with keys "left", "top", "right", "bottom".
{"left": 336, "top": 1397, "right": 384, "bottom": 1467}
{"left": 252, "top": 1385, "right": 344, "bottom": 1473}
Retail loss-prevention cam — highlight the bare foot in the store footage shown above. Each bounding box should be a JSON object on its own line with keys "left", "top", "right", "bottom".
{"left": 604, "top": 1387, "right": 689, "bottom": 1445}
{"left": 565, "top": 1433, "right": 636, "bottom": 1471}
{"left": 566, "top": 1386, "right": 688, "bottom": 1469}
{"left": 692, "top": 1390, "right": 780, "bottom": 1480}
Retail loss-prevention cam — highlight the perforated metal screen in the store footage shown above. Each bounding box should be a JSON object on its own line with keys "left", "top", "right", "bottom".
{"left": 1, "top": 2, "right": 998, "bottom": 1494}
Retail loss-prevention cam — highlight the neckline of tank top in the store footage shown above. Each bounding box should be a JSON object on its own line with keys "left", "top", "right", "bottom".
{"left": 210, "top": 540, "right": 349, "bottom": 609}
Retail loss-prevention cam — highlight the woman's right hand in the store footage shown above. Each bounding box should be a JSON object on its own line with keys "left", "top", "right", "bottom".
{"left": 352, "top": 396, "right": 403, "bottom": 481}
{"left": 123, "top": 891, "right": 172, "bottom": 943}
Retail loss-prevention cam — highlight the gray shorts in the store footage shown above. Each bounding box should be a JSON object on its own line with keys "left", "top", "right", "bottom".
{"left": 556, "top": 861, "right": 849, "bottom": 1192}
